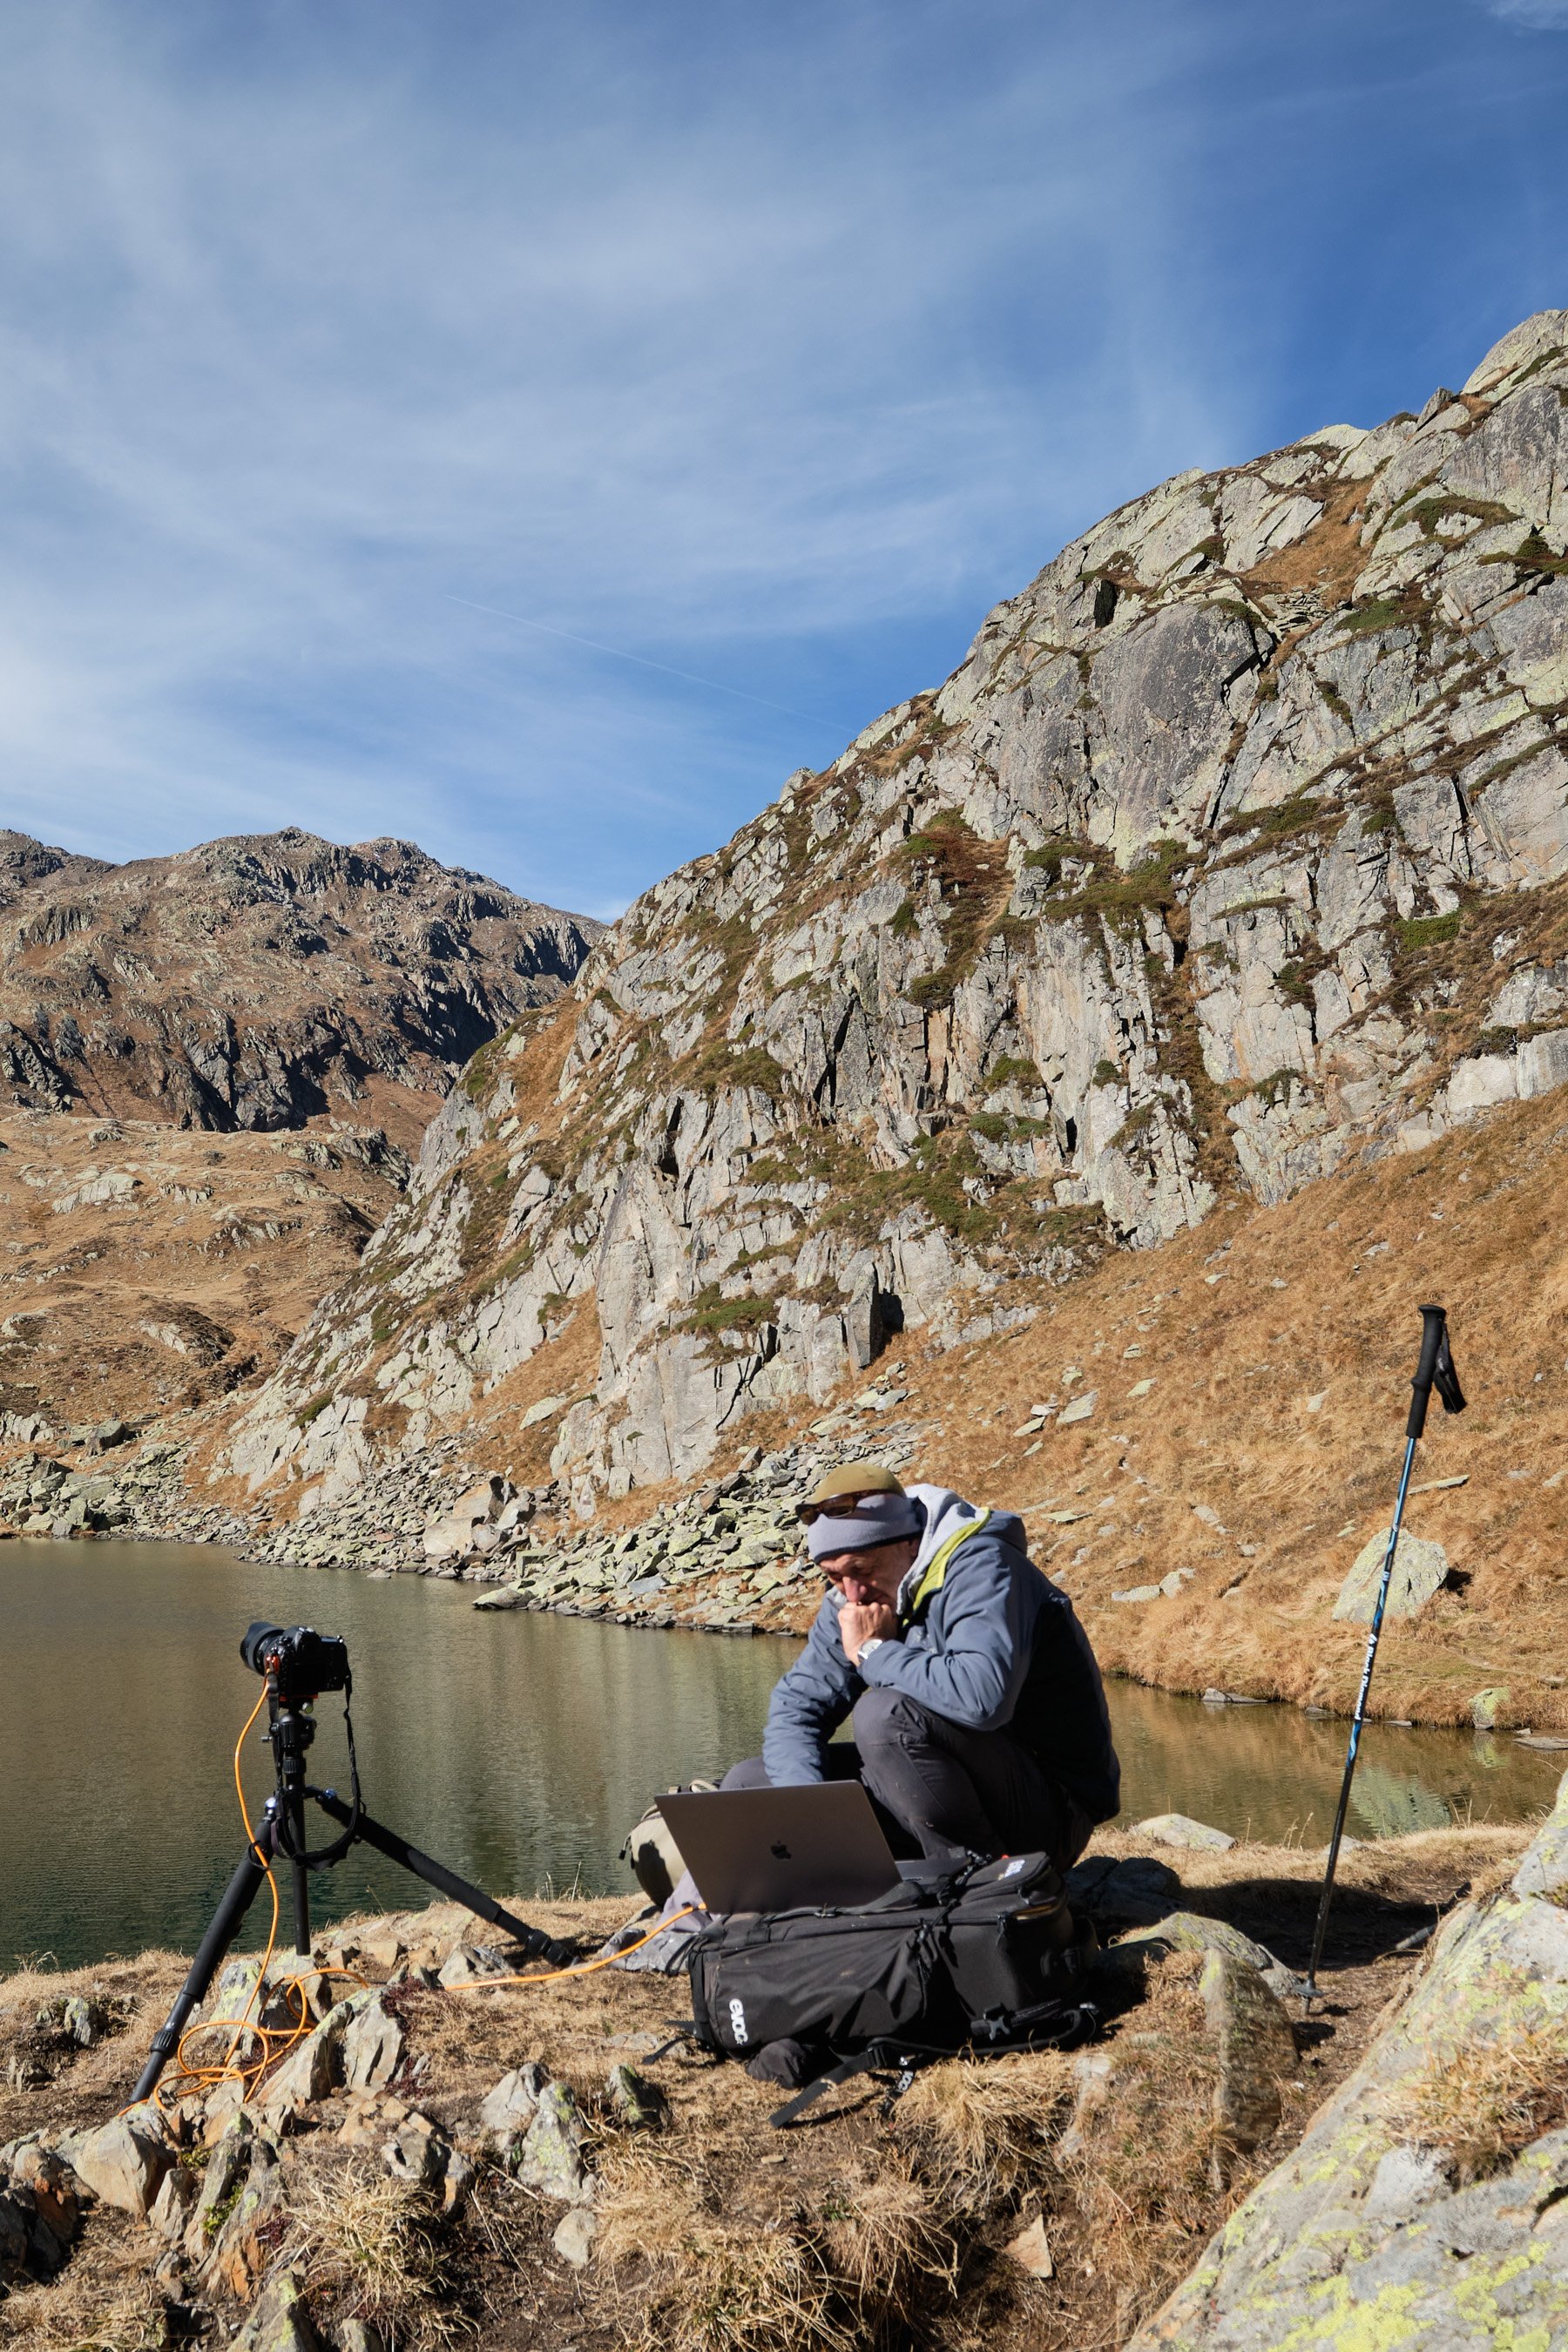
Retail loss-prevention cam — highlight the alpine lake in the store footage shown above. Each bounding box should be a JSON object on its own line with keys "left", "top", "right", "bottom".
{"left": 3, "top": 1538, "right": 1562, "bottom": 1972}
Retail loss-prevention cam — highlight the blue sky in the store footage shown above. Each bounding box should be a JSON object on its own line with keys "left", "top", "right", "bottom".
{"left": 0, "top": 0, "right": 1565, "bottom": 919}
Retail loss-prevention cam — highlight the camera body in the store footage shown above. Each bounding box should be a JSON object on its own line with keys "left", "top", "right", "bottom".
{"left": 240, "top": 1619, "right": 350, "bottom": 1700}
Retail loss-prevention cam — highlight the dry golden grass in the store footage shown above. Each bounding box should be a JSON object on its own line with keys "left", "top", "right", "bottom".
{"left": 1382, "top": 2011, "right": 1568, "bottom": 2182}
{"left": 597, "top": 2144, "right": 956, "bottom": 2352}
{"left": 1055, "top": 1954, "right": 1227, "bottom": 2332}
{"left": 896, "top": 2049, "right": 1074, "bottom": 2213}
{"left": 278, "top": 2157, "right": 458, "bottom": 2348}
{"left": 597, "top": 2149, "right": 840, "bottom": 2352}
{"left": 814, "top": 2157, "right": 958, "bottom": 2315}
{"left": 0, "top": 2231, "right": 165, "bottom": 2352}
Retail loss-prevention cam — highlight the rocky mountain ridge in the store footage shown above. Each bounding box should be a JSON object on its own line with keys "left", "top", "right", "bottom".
{"left": 0, "top": 828, "right": 601, "bottom": 1139}
{"left": 0, "top": 831, "right": 600, "bottom": 1433}
{"left": 216, "top": 310, "right": 1568, "bottom": 1521}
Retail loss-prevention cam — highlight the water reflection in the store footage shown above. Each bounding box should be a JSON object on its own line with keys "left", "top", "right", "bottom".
{"left": 0, "top": 1542, "right": 789, "bottom": 1970}
{"left": 2, "top": 1541, "right": 1562, "bottom": 1970}
{"left": 1103, "top": 1679, "right": 1560, "bottom": 1845}
{"left": 1345, "top": 1767, "right": 1453, "bottom": 1840}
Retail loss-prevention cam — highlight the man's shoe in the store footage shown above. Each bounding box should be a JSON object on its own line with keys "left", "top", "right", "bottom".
{"left": 744, "top": 2038, "right": 823, "bottom": 2088}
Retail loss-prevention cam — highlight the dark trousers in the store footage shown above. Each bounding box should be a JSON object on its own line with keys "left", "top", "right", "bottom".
{"left": 724, "top": 1686, "right": 1094, "bottom": 1869}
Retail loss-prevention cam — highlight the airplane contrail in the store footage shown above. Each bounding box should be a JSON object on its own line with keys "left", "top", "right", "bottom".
{"left": 445, "top": 595, "right": 837, "bottom": 727}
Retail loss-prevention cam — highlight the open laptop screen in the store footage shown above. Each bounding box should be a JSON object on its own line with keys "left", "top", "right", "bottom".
{"left": 658, "top": 1783, "right": 901, "bottom": 1914}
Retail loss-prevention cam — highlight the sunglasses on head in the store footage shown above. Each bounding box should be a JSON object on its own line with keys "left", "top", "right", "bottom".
{"left": 795, "top": 1493, "right": 882, "bottom": 1527}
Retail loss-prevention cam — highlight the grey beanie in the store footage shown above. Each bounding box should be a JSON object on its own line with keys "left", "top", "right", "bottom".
{"left": 806, "top": 1490, "right": 925, "bottom": 1560}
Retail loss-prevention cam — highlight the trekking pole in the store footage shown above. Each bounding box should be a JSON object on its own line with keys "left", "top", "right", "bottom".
{"left": 1301, "top": 1305, "right": 1465, "bottom": 2006}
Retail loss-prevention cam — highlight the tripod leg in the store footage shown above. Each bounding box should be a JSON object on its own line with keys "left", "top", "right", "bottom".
{"left": 288, "top": 1838, "right": 311, "bottom": 1959}
{"left": 130, "top": 1842, "right": 272, "bottom": 2104}
{"left": 276, "top": 1734, "right": 313, "bottom": 1957}
{"left": 313, "top": 1794, "right": 574, "bottom": 1965}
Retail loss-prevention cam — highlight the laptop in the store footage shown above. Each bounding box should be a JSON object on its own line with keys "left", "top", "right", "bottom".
{"left": 657, "top": 1783, "right": 902, "bottom": 1915}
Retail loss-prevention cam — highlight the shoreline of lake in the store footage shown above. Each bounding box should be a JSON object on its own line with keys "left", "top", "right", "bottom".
{"left": 5, "top": 1537, "right": 1561, "bottom": 1976}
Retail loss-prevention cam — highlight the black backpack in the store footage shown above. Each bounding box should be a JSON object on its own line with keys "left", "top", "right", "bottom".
{"left": 685, "top": 1850, "right": 1100, "bottom": 2123}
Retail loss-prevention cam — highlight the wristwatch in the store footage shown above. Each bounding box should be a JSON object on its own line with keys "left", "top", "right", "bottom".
{"left": 857, "top": 1636, "right": 886, "bottom": 1663}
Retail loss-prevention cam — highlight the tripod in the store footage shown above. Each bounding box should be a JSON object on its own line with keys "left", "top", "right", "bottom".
{"left": 132, "top": 1673, "right": 572, "bottom": 2103}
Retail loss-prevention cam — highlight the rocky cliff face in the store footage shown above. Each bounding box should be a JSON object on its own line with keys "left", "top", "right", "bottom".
{"left": 220, "top": 312, "right": 1568, "bottom": 1517}
{"left": 0, "top": 828, "right": 601, "bottom": 1139}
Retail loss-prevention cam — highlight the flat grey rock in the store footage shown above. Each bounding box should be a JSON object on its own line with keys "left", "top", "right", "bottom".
{"left": 1134, "top": 1813, "right": 1237, "bottom": 1852}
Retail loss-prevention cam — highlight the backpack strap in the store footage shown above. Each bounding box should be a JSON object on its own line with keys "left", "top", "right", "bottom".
{"left": 902, "top": 1509, "right": 992, "bottom": 1625}
{"left": 966, "top": 1998, "right": 1101, "bottom": 2052}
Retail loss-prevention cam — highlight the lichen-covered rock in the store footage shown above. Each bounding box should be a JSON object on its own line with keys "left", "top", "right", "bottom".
{"left": 256, "top": 1985, "right": 372, "bottom": 2111}
{"left": 340, "top": 1995, "right": 404, "bottom": 2092}
{"left": 1131, "top": 1765, "right": 1568, "bottom": 2349}
{"left": 1108, "top": 1912, "right": 1281, "bottom": 1979}
{"left": 196, "top": 2139, "right": 287, "bottom": 2299}
{"left": 1516, "top": 1770, "right": 1568, "bottom": 1904}
{"left": 381, "top": 2108, "right": 474, "bottom": 2214}
{"left": 478, "top": 2062, "right": 547, "bottom": 2148}
{"left": 147, "top": 2159, "right": 199, "bottom": 2241}
{"left": 1333, "top": 1527, "right": 1450, "bottom": 1622}
{"left": 516, "top": 2082, "right": 591, "bottom": 2202}
{"left": 605, "top": 2062, "right": 665, "bottom": 2130}
{"left": 229, "top": 2270, "right": 322, "bottom": 2352}
{"left": 1200, "top": 1950, "right": 1296, "bottom": 2173}
{"left": 185, "top": 2111, "right": 262, "bottom": 2259}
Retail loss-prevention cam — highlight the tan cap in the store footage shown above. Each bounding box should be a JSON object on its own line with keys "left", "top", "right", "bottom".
{"left": 796, "top": 1461, "right": 906, "bottom": 1521}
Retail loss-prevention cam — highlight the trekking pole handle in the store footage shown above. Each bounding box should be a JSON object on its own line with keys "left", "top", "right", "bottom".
{"left": 1407, "top": 1304, "right": 1466, "bottom": 1441}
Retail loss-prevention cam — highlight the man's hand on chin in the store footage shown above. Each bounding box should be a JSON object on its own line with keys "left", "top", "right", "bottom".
{"left": 839, "top": 1600, "right": 897, "bottom": 1667}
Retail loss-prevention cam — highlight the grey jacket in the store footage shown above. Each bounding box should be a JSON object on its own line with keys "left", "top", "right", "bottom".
{"left": 762, "top": 1484, "right": 1120, "bottom": 1823}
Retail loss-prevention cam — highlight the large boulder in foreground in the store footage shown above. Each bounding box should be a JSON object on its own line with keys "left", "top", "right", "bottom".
{"left": 1131, "top": 1769, "right": 1568, "bottom": 2348}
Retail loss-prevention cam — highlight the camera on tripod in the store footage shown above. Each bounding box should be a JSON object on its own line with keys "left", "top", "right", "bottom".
{"left": 131, "top": 1613, "right": 573, "bottom": 2101}
{"left": 240, "top": 1619, "right": 350, "bottom": 1700}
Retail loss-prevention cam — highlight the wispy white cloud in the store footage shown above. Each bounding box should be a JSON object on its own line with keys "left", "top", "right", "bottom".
{"left": 0, "top": 0, "right": 1265, "bottom": 909}
{"left": 1484, "top": 0, "right": 1568, "bottom": 24}
{"left": 0, "top": 2, "right": 1561, "bottom": 912}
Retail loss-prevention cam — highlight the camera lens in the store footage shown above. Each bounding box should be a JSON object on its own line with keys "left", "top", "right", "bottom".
{"left": 240, "top": 1620, "right": 286, "bottom": 1675}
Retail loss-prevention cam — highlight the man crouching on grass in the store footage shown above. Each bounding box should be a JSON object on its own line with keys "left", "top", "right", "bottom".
{"left": 722, "top": 1463, "right": 1120, "bottom": 1868}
